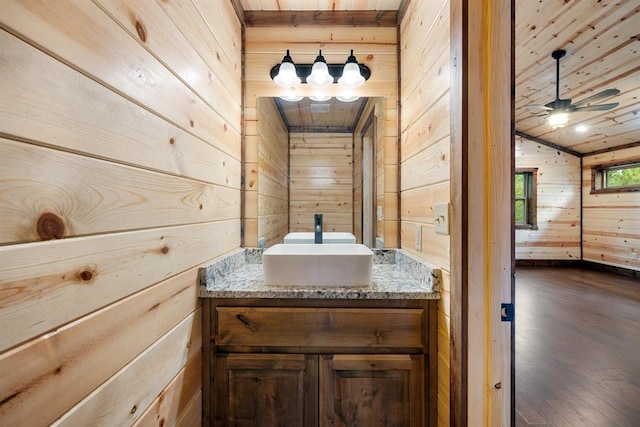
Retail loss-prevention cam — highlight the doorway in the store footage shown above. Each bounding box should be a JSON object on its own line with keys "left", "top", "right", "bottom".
{"left": 361, "top": 111, "right": 376, "bottom": 248}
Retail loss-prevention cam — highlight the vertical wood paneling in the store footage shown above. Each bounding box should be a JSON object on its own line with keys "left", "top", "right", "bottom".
{"left": 582, "top": 146, "right": 640, "bottom": 271}
{"left": 257, "top": 98, "right": 289, "bottom": 246}
{"left": 0, "top": 1, "right": 241, "bottom": 424}
{"left": 399, "top": 0, "right": 451, "bottom": 421}
{"left": 289, "top": 133, "right": 354, "bottom": 232}
{"left": 515, "top": 136, "right": 581, "bottom": 260}
{"left": 244, "top": 26, "right": 398, "bottom": 246}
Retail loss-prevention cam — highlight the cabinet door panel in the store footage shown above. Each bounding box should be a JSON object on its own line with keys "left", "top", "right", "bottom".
{"left": 320, "top": 355, "right": 425, "bottom": 427}
{"left": 214, "top": 354, "right": 318, "bottom": 427}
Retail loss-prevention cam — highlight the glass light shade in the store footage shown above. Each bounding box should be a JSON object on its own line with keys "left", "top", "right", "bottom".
{"left": 273, "top": 61, "right": 301, "bottom": 87}
{"left": 547, "top": 112, "right": 569, "bottom": 128}
{"left": 310, "top": 92, "right": 332, "bottom": 102}
{"left": 307, "top": 61, "right": 333, "bottom": 88}
{"left": 280, "top": 93, "right": 304, "bottom": 102}
{"left": 337, "top": 94, "right": 359, "bottom": 102}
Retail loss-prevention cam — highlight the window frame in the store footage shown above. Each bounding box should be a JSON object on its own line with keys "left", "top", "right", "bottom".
{"left": 591, "top": 160, "right": 640, "bottom": 194}
{"left": 514, "top": 168, "right": 538, "bottom": 230}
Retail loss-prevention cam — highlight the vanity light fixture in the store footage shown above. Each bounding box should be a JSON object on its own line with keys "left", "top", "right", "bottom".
{"left": 273, "top": 49, "right": 301, "bottom": 87}
{"left": 270, "top": 49, "right": 371, "bottom": 97}
{"left": 306, "top": 50, "right": 334, "bottom": 88}
{"left": 309, "top": 93, "right": 332, "bottom": 102}
{"left": 337, "top": 94, "right": 360, "bottom": 102}
{"left": 338, "top": 50, "right": 366, "bottom": 88}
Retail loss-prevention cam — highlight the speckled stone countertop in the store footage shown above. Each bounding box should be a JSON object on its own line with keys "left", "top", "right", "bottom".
{"left": 199, "top": 247, "right": 441, "bottom": 300}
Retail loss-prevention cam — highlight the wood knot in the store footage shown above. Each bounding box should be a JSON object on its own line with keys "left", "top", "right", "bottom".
{"left": 130, "top": 405, "right": 137, "bottom": 414}
{"left": 77, "top": 269, "right": 95, "bottom": 282}
{"left": 161, "top": 245, "right": 169, "bottom": 255}
{"left": 135, "top": 20, "right": 147, "bottom": 42}
{"left": 169, "top": 138, "right": 175, "bottom": 145}
{"left": 37, "top": 212, "right": 65, "bottom": 240}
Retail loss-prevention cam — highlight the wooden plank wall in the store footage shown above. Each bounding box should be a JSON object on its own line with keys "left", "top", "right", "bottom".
{"left": 244, "top": 26, "right": 398, "bottom": 247}
{"left": 399, "top": 0, "right": 451, "bottom": 425}
{"left": 582, "top": 146, "right": 640, "bottom": 271}
{"left": 0, "top": 1, "right": 241, "bottom": 424}
{"left": 515, "top": 136, "right": 581, "bottom": 260}
{"left": 289, "top": 133, "right": 354, "bottom": 232}
{"left": 257, "top": 98, "right": 289, "bottom": 247}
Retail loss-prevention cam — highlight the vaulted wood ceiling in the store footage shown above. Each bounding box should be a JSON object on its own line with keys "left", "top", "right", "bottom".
{"left": 241, "top": 0, "right": 640, "bottom": 156}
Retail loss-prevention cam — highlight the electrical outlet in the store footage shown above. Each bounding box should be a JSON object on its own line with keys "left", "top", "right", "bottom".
{"left": 415, "top": 224, "right": 422, "bottom": 251}
{"left": 631, "top": 251, "right": 638, "bottom": 261}
{"left": 377, "top": 205, "right": 383, "bottom": 221}
{"left": 434, "top": 202, "right": 450, "bottom": 235}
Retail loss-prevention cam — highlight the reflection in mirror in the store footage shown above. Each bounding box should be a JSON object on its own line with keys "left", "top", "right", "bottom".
{"left": 256, "top": 97, "right": 385, "bottom": 248}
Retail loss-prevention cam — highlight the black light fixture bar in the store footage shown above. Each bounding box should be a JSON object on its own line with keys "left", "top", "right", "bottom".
{"left": 269, "top": 63, "right": 371, "bottom": 83}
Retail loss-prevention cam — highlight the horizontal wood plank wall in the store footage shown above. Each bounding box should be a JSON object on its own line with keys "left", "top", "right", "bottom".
{"left": 257, "top": 98, "right": 289, "bottom": 246}
{"left": 244, "top": 26, "right": 398, "bottom": 247}
{"left": 515, "top": 136, "right": 581, "bottom": 260}
{"left": 289, "top": 133, "right": 354, "bottom": 232}
{"left": 0, "top": 0, "right": 241, "bottom": 424}
{"left": 399, "top": 0, "right": 451, "bottom": 425}
{"left": 582, "top": 146, "right": 640, "bottom": 271}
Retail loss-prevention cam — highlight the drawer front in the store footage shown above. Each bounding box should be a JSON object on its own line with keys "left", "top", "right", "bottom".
{"left": 215, "top": 307, "right": 425, "bottom": 352}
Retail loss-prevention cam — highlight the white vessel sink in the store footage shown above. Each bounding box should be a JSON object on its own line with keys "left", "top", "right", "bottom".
{"left": 263, "top": 243, "right": 373, "bottom": 287}
{"left": 283, "top": 232, "right": 356, "bottom": 244}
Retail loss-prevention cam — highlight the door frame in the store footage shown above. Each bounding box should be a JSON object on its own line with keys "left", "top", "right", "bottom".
{"left": 450, "top": 0, "right": 514, "bottom": 424}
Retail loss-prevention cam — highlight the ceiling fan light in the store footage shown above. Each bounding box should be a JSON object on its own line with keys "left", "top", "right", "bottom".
{"left": 307, "top": 50, "right": 334, "bottom": 88}
{"left": 273, "top": 50, "right": 301, "bottom": 87}
{"left": 547, "top": 112, "right": 569, "bottom": 128}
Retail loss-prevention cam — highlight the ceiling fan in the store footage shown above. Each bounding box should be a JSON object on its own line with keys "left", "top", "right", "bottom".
{"left": 527, "top": 49, "right": 620, "bottom": 121}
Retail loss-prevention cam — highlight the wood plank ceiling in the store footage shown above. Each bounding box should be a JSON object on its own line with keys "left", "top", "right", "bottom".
{"left": 242, "top": 0, "right": 640, "bottom": 156}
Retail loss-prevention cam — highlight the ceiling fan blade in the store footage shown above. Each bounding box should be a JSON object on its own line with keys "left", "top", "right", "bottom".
{"left": 525, "top": 104, "right": 553, "bottom": 111}
{"left": 571, "top": 102, "right": 619, "bottom": 112}
{"left": 572, "top": 88, "right": 620, "bottom": 107}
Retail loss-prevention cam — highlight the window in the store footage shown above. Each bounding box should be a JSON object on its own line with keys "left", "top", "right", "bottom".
{"left": 515, "top": 169, "right": 537, "bottom": 229}
{"left": 592, "top": 161, "right": 640, "bottom": 193}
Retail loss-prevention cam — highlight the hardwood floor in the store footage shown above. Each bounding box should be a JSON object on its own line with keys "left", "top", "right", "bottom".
{"left": 515, "top": 267, "right": 640, "bottom": 427}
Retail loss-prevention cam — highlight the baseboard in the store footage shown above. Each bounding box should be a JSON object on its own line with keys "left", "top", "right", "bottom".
{"left": 515, "top": 259, "right": 582, "bottom": 267}
{"left": 516, "top": 259, "right": 640, "bottom": 279}
{"left": 581, "top": 260, "right": 640, "bottom": 279}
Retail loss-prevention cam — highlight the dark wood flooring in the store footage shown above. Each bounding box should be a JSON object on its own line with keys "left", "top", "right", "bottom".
{"left": 515, "top": 267, "right": 640, "bottom": 427}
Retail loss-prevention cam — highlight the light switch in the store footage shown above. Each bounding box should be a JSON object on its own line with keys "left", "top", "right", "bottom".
{"left": 434, "top": 202, "right": 450, "bottom": 235}
{"left": 415, "top": 224, "right": 422, "bottom": 251}
{"left": 377, "top": 205, "right": 383, "bottom": 221}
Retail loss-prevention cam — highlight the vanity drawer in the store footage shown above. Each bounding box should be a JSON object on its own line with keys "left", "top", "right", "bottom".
{"left": 214, "top": 307, "right": 425, "bottom": 352}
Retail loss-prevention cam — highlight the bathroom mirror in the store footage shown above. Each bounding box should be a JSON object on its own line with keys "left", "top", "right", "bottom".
{"left": 255, "top": 97, "right": 387, "bottom": 249}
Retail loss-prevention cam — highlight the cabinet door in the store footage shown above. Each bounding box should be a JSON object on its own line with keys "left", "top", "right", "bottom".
{"left": 320, "top": 355, "right": 425, "bottom": 427}
{"left": 214, "top": 354, "right": 318, "bottom": 427}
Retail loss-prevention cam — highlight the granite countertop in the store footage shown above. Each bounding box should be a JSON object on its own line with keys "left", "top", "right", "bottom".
{"left": 199, "top": 248, "right": 441, "bottom": 300}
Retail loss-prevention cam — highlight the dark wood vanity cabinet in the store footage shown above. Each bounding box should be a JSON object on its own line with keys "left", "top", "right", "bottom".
{"left": 202, "top": 298, "right": 437, "bottom": 426}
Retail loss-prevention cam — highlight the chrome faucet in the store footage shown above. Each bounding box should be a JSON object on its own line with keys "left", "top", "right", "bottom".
{"left": 314, "top": 213, "right": 323, "bottom": 244}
